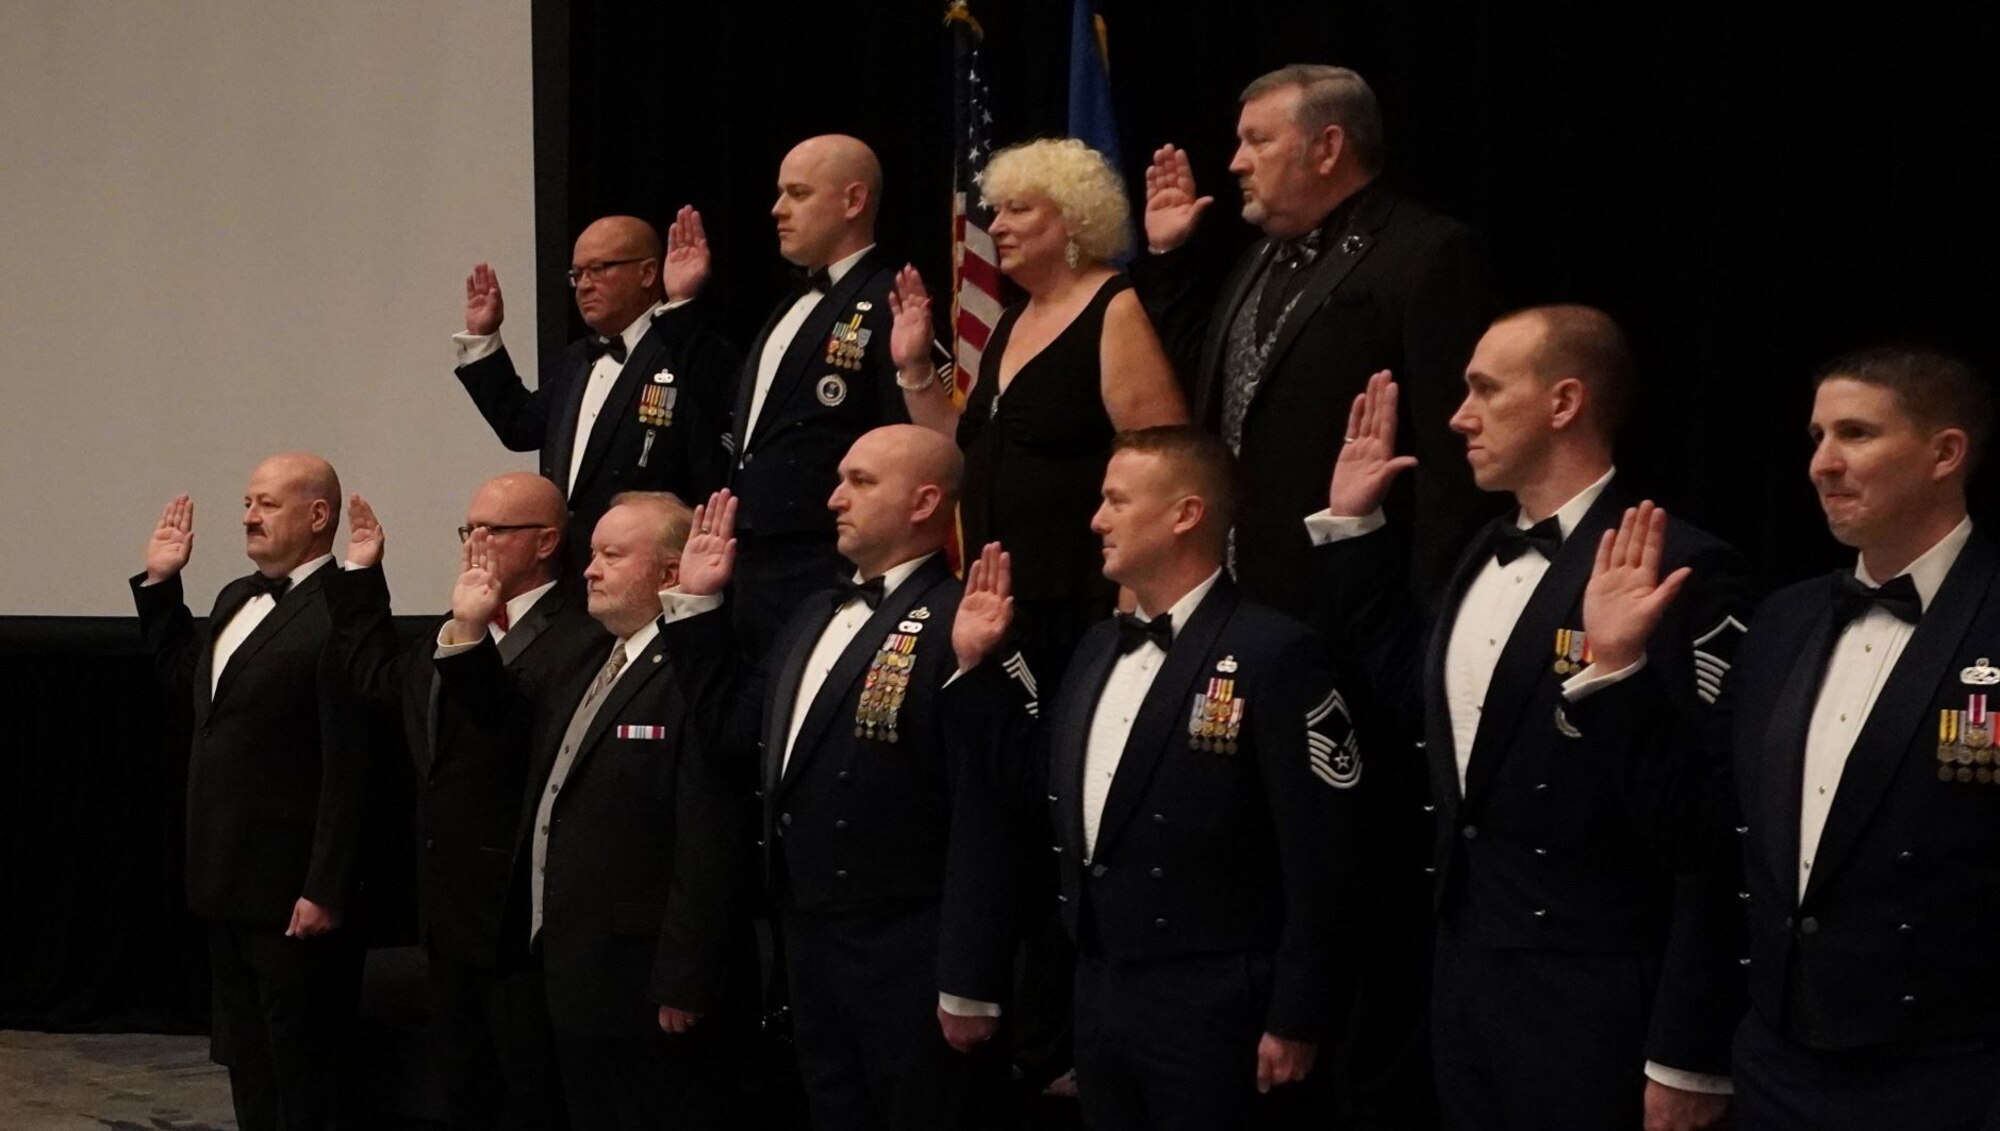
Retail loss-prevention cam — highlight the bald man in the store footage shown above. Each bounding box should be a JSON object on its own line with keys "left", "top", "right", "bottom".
{"left": 712, "top": 135, "right": 945, "bottom": 659}
{"left": 457, "top": 213, "right": 738, "bottom": 572}
{"left": 133, "top": 453, "right": 370, "bottom": 1131}
{"left": 324, "top": 472, "right": 610, "bottom": 1130}
{"left": 665, "top": 426, "right": 1035, "bottom": 1130}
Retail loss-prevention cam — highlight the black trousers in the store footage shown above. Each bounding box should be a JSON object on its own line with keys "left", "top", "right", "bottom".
{"left": 552, "top": 1025, "right": 725, "bottom": 1131}
{"left": 731, "top": 530, "right": 846, "bottom": 664}
{"left": 427, "top": 947, "right": 567, "bottom": 1131}
{"left": 1072, "top": 948, "right": 1270, "bottom": 1131}
{"left": 1429, "top": 924, "right": 1657, "bottom": 1131}
{"left": 1734, "top": 1009, "right": 2000, "bottom": 1131}
{"left": 781, "top": 897, "right": 1008, "bottom": 1131}
{"left": 206, "top": 920, "right": 363, "bottom": 1131}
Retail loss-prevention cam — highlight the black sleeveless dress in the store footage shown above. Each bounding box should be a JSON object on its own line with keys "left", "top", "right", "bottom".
{"left": 957, "top": 275, "right": 1128, "bottom": 686}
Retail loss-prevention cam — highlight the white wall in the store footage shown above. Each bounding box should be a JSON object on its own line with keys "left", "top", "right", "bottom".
{"left": 0, "top": 1, "right": 540, "bottom": 614}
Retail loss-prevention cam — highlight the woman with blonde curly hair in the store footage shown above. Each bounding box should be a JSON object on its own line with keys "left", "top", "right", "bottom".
{"left": 891, "top": 137, "right": 1186, "bottom": 686}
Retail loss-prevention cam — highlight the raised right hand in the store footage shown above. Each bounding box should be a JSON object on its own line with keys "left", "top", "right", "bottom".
{"left": 464, "top": 262, "right": 504, "bottom": 336}
{"left": 1328, "top": 370, "right": 1417, "bottom": 517}
{"left": 344, "top": 494, "right": 384, "bottom": 570}
{"left": 952, "top": 542, "right": 1014, "bottom": 672}
{"left": 677, "top": 490, "right": 738, "bottom": 597}
{"left": 447, "top": 530, "right": 502, "bottom": 641}
{"left": 145, "top": 495, "right": 194, "bottom": 583}
{"left": 886, "top": 264, "right": 936, "bottom": 378}
{"left": 1142, "top": 144, "right": 1214, "bottom": 254}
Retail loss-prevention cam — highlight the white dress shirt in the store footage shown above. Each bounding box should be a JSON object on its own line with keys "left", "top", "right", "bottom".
{"left": 454, "top": 302, "right": 671, "bottom": 499}
{"left": 741, "top": 244, "right": 874, "bottom": 457}
{"left": 1798, "top": 517, "right": 1971, "bottom": 897}
{"left": 209, "top": 553, "right": 335, "bottom": 696}
{"left": 490, "top": 579, "right": 557, "bottom": 643}
{"left": 1081, "top": 570, "right": 1222, "bottom": 861}
{"left": 782, "top": 551, "right": 929, "bottom": 776}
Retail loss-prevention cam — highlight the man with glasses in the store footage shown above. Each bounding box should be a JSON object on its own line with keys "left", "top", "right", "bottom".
{"left": 456, "top": 213, "right": 737, "bottom": 571}
{"left": 323, "top": 472, "right": 608, "bottom": 1130}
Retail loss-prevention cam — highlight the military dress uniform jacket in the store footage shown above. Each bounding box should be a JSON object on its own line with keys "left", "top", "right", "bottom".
{"left": 132, "top": 568, "right": 368, "bottom": 928}
{"left": 1132, "top": 183, "right": 1498, "bottom": 609}
{"left": 1583, "top": 531, "right": 2000, "bottom": 1052}
{"left": 434, "top": 613, "right": 748, "bottom": 1037}
{"left": 1048, "top": 577, "right": 1362, "bottom": 1041}
{"left": 456, "top": 305, "right": 736, "bottom": 566}
{"left": 1315, "top": 481, "right": 1752, "bottom": 1070}
{"left": 726, "top": 249, "right": 910, "bottom": 542}
{"left": 319, "top": 563, "right": 610, "bottom": 968}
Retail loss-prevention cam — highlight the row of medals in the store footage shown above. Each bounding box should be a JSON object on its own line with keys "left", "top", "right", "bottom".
{"left": 1937, "top": 693, "right": 2000, "bottom": 783}
{"left": 825, "top": 315, "right": 868, "bottom": 371}
{"left": 1552, "top": 628, "right": 1591, "bottom": 675}
{"left": 1189, "top": 676, "right": 1244, "bottom": 754}
{"left": 637, "top": 383, "right": 676, "bottom": 427}
{"left": 858, "top": 632, "right": 918, "bottom": 743}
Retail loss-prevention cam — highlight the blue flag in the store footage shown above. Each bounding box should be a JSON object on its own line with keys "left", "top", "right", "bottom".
{"left": 1068, "top": 0, "right": 1131, "bottom": 262}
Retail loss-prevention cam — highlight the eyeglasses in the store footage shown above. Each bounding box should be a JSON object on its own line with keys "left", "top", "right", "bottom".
{"left": 457, "top": 523, "right": 548, "bottom": 543}
{"left": 566, "top": 257, "right": 650, "bottom": 287}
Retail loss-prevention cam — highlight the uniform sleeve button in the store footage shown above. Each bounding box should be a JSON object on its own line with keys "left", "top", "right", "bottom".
{"left": 1149, "top": 867, "right": 1164, "bottom": 879}
{"left": 1153, "top": 918, "right": 1168, "bottom": 929}
{"left": 834, "top": 819, "right": 848, "bottom": 831}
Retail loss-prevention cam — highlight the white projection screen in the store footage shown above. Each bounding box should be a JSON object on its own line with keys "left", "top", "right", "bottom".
{"left": 0, "top": 2, "right": 540, "bottom": 615}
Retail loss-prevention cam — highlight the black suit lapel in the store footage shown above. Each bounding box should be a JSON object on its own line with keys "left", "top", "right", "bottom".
{"left": 749, "top": 252, "right": 881, "bottom": 452}
{"left": 1423, "top": 519, "right": 1509, "bottom": 810}
{"left": 731, "top": 302, "right": 791, "bottom": 465}
{"left": 572, "top": 323, "right": 671, "bottom": 494}
{"left": 198, "top": 579, "right": 255, "bottom": 717}
{"left": 1093, "top": 582, "right": 1237, "bottom": 860}
{"left": 1806, "top": 535, "right": 2000, "bottom": 900}
{"left": 1755, "top": 590, "right": 1840, "bottom": 907}
{"left": 1462, "top": 488, "right": 1627, "bottom": 802}
{"left": 765, "top": 599, "right": 838, "bottom": 798}
{"left": 546, "top": 347, "right": 593, "bottom": 498}
{"left": 781, "top": 556, "right": 951, "bottom": 793}
{"left": 1196, "top": 247, "right": 1270, "bottom": 427}
{"left": 568, "top": 632, "right": 666, "bottom": 779}
{"left": 1256, "top": 197, "right": 1390, "bottom": 391}
{"left": 211, "top": 567, "right": 325, "bottom": 711}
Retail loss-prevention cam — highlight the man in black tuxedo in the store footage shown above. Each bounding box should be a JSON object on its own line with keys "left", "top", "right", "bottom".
{"left": 321, "top": 472, "right": 603, "bottom": 1131}
{"left": 665, "top": 425, "right": 1035, "bottom": 1130}
{"left": 434, "top": 491, "right": 747, "bottom": 1130}
{"left": 1311, "top": 307, "right": 1750, "bottom": 1130}
{"left": 721, "top": 135, "right": 935, "bottom": 658}
{"left": 455, "top": 211, "right": 736, "bottom": 571}
{"left": 132, "top": 452, "right": 368, "bottom": 1131}
{"left": 1575, "top": 347, "right": 2000, "bottom": 1129}
{"left": 1135, "top": 63, "right": 1497, "bottom": 610}
{"left": 955, "top": 425, "right": 1360, "bottom": 1130}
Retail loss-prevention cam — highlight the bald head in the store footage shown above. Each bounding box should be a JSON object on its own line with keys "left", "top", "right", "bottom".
{"left": 829, "top": 425, "right": 963, "bottom": 577}
{"left": 773, "top": 135, "right": 883, "bottom": 268}
{"left": 465, "top": 471, "right": 567, "bottom": 597}
{"left": 243, "top": 452, "right": 340, "bottom": 574}
{"left": 570, "top": 215, "right": 663, "bottom": 335}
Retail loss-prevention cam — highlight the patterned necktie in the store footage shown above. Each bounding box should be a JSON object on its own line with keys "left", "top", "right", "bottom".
{"left": 581, "top": 644, "right": 628, "bottom": 709}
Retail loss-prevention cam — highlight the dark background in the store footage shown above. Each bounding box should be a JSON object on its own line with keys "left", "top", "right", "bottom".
{"left": 8, "top": 0, "right": 1997, "bottom": 1033}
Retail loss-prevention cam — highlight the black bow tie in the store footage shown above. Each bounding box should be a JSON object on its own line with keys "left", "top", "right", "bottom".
{"left": 792, "top": 266, "right": 834, "bottom": 295}
{"left": 246, "top": 573, "right": 292, "bottom": 601}
{"left": 833, "top": 575, "right": 886, "bottom": 610}
{"left": 1831, "top": 571, "right": 1922, "bottom": 626}
{"left": 1115, "top": 612, "right": 1173, "bottom": 655}
{"left": 1493, "top": 516, "right": 1564, "bottom": 566}
{"left": 584, "top": 334, "right": 628, "bottom": 364}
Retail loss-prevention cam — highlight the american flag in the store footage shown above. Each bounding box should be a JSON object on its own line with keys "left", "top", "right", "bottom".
{"left": 946, "top": 1, "right": 1000, "bottom": 402}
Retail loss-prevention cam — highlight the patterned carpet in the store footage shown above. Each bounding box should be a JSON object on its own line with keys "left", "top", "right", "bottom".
{"left": 0, "top": 1031, "right": 236, "bottom": 1130}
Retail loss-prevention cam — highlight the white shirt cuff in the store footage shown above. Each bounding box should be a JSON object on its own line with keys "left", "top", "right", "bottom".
{"left": 1644, "top": 1061, "right": 1733, "bottom": 1095}
{"left": 938, "top": 993, "right": 1000, "bottom": 1018}
{"left": 434, "top": 626, "right": 483, "bottom": 657}
{"left": 1561, "top": 655, "right": 1648, "bottom": 701}
{"left": 453, "top": 330, "right": 502, "bottom": 366}
{"left": 659, "top": 589, "right": 724, "bottom": 622}
{"left": 1303, "top": 507, "right": 1386, "bottom": 546}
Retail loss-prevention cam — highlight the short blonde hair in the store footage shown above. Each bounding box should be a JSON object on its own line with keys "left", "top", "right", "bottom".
{"left": 607, "top": 490, "right": 693, "bottom": 559}
{"left": 979, "top": 138, "right": 1131, "bottom": 264}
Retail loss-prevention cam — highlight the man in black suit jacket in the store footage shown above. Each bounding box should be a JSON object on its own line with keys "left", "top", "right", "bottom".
{"left": 434, "top": 491, "right": 747, "bottom": 1130}
{"left": 321, "top": 472, "right": 602, "bottom": 1131}
{"left": 666, "top": 426, "right": 1036, "bottom": 1130}
{"left": 1576, "top": 347, "right": 2000, "bottom": 1129}
{"left": 721, "top": 135, "right": 933, "bottom": 658}
{"left": 954, "top": 425, "right": 1360, "bottom": 1130}
{"left": 456, "top": 212, "right": 736, "bottom": 571}
{"left": 1134, "top": 64, "right": 1497, "bottom": 610}
{"left": 1312, "top": 308, "right": 1750, "bottom": 1131}
{"left": 132, "top": 453, "right": 368, "bottom": 1131}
